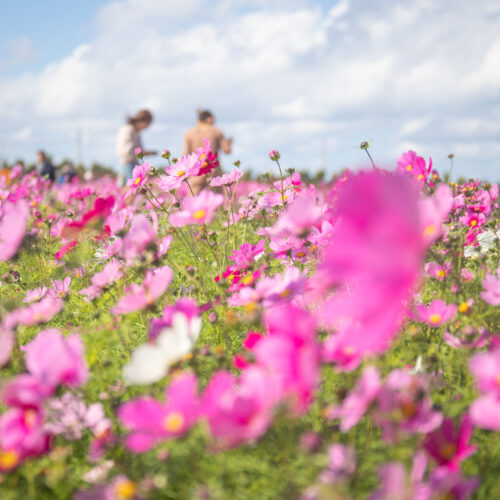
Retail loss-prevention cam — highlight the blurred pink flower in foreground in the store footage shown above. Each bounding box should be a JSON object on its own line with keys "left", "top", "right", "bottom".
{"left": 118, "top": 373, "right": 199, "bottom": 452}
{"left": 316, "top": 171, "right": 425, "bottom": 369}
{"left": 0, "top": 199, "right": 29, "bottom": 261}
{"left": 480, "top": 268, "right": 500, "bottom": 306}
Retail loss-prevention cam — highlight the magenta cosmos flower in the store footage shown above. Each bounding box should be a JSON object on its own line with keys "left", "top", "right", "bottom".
{"left": 169, "top": 190, "right": 223, "bottom": 227}
{"left": 118, "top": 373, "right": 199, "bottom": 452}
{"left": 23, "top": 329, "right": 88, "bottom": 392}
{"left": 415, "top": 299, "right": 457, "bottom": 327}
{"left": 126, "top": 162, "right": 149, "bottom": 192}
{"left": 423, "top": 414, "right": 476, "bottom": 470}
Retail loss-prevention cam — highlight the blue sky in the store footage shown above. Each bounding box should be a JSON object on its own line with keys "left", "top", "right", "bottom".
{"left": 1, "top": 0, "right": 499, "bottom": 180}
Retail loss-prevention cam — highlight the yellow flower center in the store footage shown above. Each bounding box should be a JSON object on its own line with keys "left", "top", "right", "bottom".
{"left": 423, "top": 225, "right": 437, "bottom": 237}
{"left": 279, "top": 289, "right": 291, "bottom": 298}
{"left": 406, "top": 165, "right": 413, "bottom": 171}
{"left": 417, "top": 174, "right": 424, "bottom": 180}
{"left": 310, "top": 245, "right": 317, "bottom": 252}
{"left": 440, "top": 443, "right": 457, "bottom": 460}
{"left": 470, "top": 219, "right": 477, "bottom": 227}
{"left": 0, "top": 450, "right": 19, "bottom": 470}
{"left": 193, "top": 209, "right": 206, "bottom": 220}
{"left": 115, "top": 479, "right": 137, "bottom": 499}
{"left": 176, "top": 170, "right": 185, "bottom": 177}
{"left": 401, "top": 401, "right": 416, "bottom": 418}
{"left": 429, "top": 314, "right": 442, "bottom": 325}
{"left": 342, "top": 346, "right": 355, "bottom": 356}
{"left": 134, "top": 176, "right": 141, "bottom": 186}
{"left": 164, "top": 412, "right": 184, "bottom": 433}
{"left": 296, "top": 251, "right": 305, "bottom": 257}
{"left": 437, "top": 270, "right": 446, "bottom": 277}
{"left": 241, "top": 274, "right": 253, "bottom": 286}
{"left": 244, "top": 302, "right": 257, "bottom": 312}
{"left": 458, "top": 302, "right": 469, "bottom": 314}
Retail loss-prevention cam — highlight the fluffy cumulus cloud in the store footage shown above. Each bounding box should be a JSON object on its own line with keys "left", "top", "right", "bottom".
{"left": 1, "top": 0, "right": 499, "bottom": 179}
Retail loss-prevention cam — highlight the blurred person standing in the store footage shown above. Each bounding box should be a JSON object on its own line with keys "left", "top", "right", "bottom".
{"left": 116, "top": 109, "right": 157, "bottom": 183}
{"left": 36, "top": 150, "right": 55, "bottom": 182}
{"left": 183, "top": 109, "right": 232, "bottom": 194}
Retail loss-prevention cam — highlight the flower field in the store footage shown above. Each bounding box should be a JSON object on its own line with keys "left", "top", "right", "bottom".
{"left": 0, "top": 148, "right": 499, "bottom": 499}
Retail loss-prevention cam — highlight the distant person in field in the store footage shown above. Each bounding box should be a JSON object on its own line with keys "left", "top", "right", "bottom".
{"left": 116, "top": 109, "right": 157, "bottom": 183}
{"left": 183, "top": 109, "right": 232, "bottom": 194}
{"left": 58, "top": 161, "right": 77, "bottom": 185}
{"left": 36, "top": 150, "right": 55, "bottom": 182}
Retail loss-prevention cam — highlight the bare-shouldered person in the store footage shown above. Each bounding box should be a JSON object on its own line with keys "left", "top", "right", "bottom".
{"left": 183, "top": 110, "right": 232, "bottom": 195}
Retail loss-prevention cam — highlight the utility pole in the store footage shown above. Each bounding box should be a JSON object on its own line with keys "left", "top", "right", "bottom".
{"left": 76, "top": 126, "right": 83, "bottom": 167}
{"left": 321, "top": 138, "right": 327, "bottom": 172}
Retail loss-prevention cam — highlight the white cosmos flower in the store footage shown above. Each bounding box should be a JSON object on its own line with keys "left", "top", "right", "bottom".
{"left": 122, "top": 313, "right": 202, "bottom": 385}
{"left": 464, "top": 230, "right": 497, "bottom": 258}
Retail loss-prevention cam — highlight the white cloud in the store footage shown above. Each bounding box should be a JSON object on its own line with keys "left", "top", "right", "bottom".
{"left": 0, "top": 0, "right": 499, "bottom": 180}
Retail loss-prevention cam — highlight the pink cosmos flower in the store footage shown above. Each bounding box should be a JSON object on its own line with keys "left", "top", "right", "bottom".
{"left": 328, "top": 366, "right": 381, "bottom": 431}
{"left": 111, "top": 266, "right": 173, "bottom": 315}
{"left": 126, "top": 162, "right": 149, "bottom": 192}
{"left": 428, "top": 468, "right": 478, "bottom": 500}
{"left": 415, "top": 300, "right": 457, "bottom": 327}
{"left": 0, "top": 329, "right": 14, "bottom": 368}
{"left": 74, "top": 475, "right": 139, "bottom": 500}
{"left": 3, "top": 296, "right": 63, "bottom": 330}
{"left": 121, "top": 213, "right": 157, "bottom": 260}
{"left": 374, "top": 370, "right": 442, "bottom": 441}
{"left": 202, "top": 367, "right": 280, "bottom": 449}
{"left": 23, "top": 286, "right": 48, "bottom": 303}
{"left": 118, "top": 373, "right": 199, "bottom": 452}
{"left": 461, "top": 268, "right": 475, "bottom": 282}
{"left": 44, "top": 393, "right": 111, "bottom": 441}
{"left": 315, "top": 171, "right": 425, "bottom": 368}
{"left": 424, "top": 261, "right": 450, "bottom": 281}
{"left": 418, "top": 184, "right": 453, "bottom": 246}
{"left": 210, "top": 168, "right": 243, "bottom": 187}
{"left": 444, "top": 327, "right": 489, "bottom": 350}
{"left": 0, "top": 199, "right": 29, "bottom": 261}
{"left": 229, "top": 240, "right": 265, "bottom": 269}
{"left": 320, "top": 444, "right": 356, "bottom": 484}
{"left": 80, "top": 260, "right": 124, "bottom": 300}
{"left": 396, "top": 150, "right": 432, "bottom": 186}
{"left": 480, "top": 268, "right": 500, "bottom": 306}
{"left": 270, "top": 193, "right": 323, "bottom": 237}
{"left": 23, "top": 329, "right": 88, "bottom": 391}
{"left": 161, "top": 153, "right": 201, "bottom": 190}
{"left": 423, "top": 414, "right": 476, "bottom": 470}
{"left": 169, "top": 190, "right": 223, "bottom": 227}
{"left": 0, "top": 407, "right": 49, "bottom": 470}
{"left": 460, "top": 211, "right": 486, "bottom": 229}
{"left": 48, "top": 276, "right": 71, "bottom": 298}
{"left": 253, "top": 304, "right": 320, "bottom": 413}
{"left": 368, "top": 452, "right": 430, "bottom": 500}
